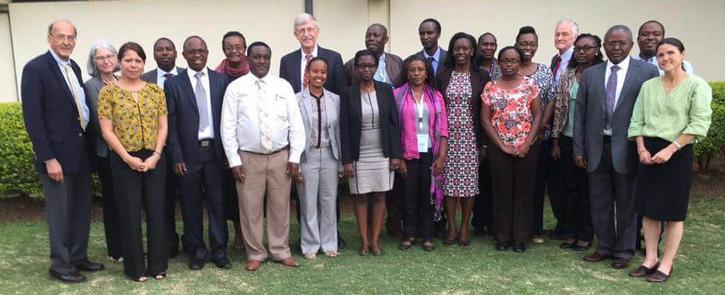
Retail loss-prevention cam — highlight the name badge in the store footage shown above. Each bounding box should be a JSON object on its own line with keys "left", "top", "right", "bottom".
{"left": 417, "top": 134, "right": 429, "bottom": 153}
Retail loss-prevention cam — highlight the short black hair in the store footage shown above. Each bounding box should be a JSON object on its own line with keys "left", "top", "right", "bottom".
{"left": 247, "top": 41, "right": 271, "bottom": 56}
{"left": 118, "top": 42, "right": 146, "bottom": 62}
{"left": 497, "top": 46, "right": 524, "bottom": 62}
{"left": 516, "top": 26, "right": 537, "bottom": 43}
{"left": 638, "top": 20, "right": 665, "bottom": 36}
{"left": 419, "top": 18, "right": 441, "bottom": 34}
{"left": 153, "top": 37, "right": 175, "bottom": 50}
{"left": 567, "top": 33, "right": 604, "bottom": 69}
{"left": 354, "top": 49, "right": 379, "bottom": 67}
{"left": 183, "top": 35, "right": 207, "bottom": 51}
{"left": 222, "top": 31, "right": 246, "bottom": 46}
{"left": 305, "top": 56, "right": 329, "bottom": 72}
{"left": 478, "top": 32, "right": 497, "bottom": 44}
{"left": 444, "top": 32, "right": 477, "bottom": 69}
{"left": 604, "top": 25, "right": 633, "bottom": 42}
{"left": 403, "top": 55, "right": 434, "bottom": 86}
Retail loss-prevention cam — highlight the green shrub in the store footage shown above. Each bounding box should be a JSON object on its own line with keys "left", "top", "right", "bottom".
{"left": 710, "top": 82, "right": 725, "bottom": 105}
{"left": 0, "top": 103, "right": 42, "bottom": 196}
{"left": 695, "top": 102, "right": 725, "bottom": 170}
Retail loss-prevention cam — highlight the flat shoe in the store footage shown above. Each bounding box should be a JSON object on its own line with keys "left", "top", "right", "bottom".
{"left": 422, "top": 241, "right": 434, "bottom": 251}
{"left": 153, "top": 273, "right": 166, "bottom": 280}
{"left": 629, "top": 263, "right": 659, "bottom": 278}
{"left": 444, "top": 236, "right": 458, "bottom": 246}
{"left": 371, "top": 248, "right": 384, "bottom": 256}
{"left": 324, "top": 251, "right": 338, "bottom": 258}
{"left": 647, "top": 267, "right": 673, "bottom": 283}
{"left": 399, "top": 239, "right": 414, "bottom": 251}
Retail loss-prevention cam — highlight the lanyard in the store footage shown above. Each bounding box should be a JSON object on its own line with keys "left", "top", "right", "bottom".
{"left": 415, "top": 93, "right": 425, "bottom": 131}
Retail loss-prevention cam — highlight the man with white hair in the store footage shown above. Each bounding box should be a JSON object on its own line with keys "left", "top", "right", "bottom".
{"left": 279, "top": 13, "right": 346, "bottom": 95}
{"left": 551, "top": 19, "right": 579, "bottom": 85}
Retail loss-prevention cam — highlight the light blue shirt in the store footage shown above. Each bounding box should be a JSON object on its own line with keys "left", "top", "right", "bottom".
{"left": 632, "top": 55, "right": 694, "bottom": 76}
{"left": 374, "top": 53, "right": 392, "bottom": 85}
{"left": 49, "top": 49, "right": 89, "bottom": 126}
{"left": 554, "top": 47, "right": 574, "bottom": 85}
{"left": 423, "top": 47, "right": 442, "bottom": 76}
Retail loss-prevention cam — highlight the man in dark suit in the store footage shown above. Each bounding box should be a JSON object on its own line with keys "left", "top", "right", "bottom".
{"left": 573, "top": 25, "right": 659, "bottom": 269}
{"left": 21, "top": 19, "right": 104, "bottom": 283}
{"left": 279, "top": 12, "right": 347, "bottom": 248}
{"left": 343, "top": 23, "right": 404, "bottom": 88}
{"left": 405, "top": 18, "right": 447, "bottom": 79}
{"left": 141, "top": 37, "right": 185, "bottom": 258}
{"left": 279, "top": 12, "right": 346, "bottom": 95}
{"left": 165, "top": 36, "right": 231, "bottom": 270}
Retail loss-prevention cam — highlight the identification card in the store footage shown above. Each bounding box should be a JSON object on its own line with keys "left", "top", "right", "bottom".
{"left": 417, "top": 134, "right": 429, "bottom": 152}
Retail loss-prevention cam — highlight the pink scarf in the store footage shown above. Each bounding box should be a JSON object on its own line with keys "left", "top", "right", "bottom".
{"left": 215, "top": 57, "right": 249, "bottom": 79}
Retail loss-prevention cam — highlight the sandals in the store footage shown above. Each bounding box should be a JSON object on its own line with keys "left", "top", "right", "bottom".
{"left": 371, "top": 248, "right": 384, "bottom": 256}
{"left": 444, "top": 235, "right": 458, "bottom": 246}
{"left": 324, "top": 251, "right": 338, "bottom": 258}
{"left": 399, "top": 238, "right": 415, "bottom": 250}
{"left": 153, "top": 273, "right": 166, "bottom": 280}
{"left": 422, "top": 241, "right": 435, "bottom": 251}
{"left": 359, "top": 246, "right": 369, "bottom": 256}
{"left": 132, "top": 274, "right": 149, "bottom": 282}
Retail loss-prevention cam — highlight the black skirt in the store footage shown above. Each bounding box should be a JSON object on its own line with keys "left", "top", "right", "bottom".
{"left": 634, "top": 137, "right": 693, "bottom": 221}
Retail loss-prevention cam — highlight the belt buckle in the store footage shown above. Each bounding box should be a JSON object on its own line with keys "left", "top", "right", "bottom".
{"left": 200, "top": 140, "right": 211, "bottom": 147}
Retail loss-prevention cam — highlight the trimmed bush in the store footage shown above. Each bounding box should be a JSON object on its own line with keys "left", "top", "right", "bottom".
{"left": 710, "top": 82, "right": 725, "bottom": 105}
{"left": 695, "top": 102, "right": 725, "bottom": 170}
{"left": 0, "top": 103, "right": 42, "bottom": 196}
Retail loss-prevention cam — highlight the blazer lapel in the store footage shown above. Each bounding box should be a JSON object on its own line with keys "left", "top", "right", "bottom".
{"left": 291, "top": 50, "right": 302, "bottom": 91}
{"left": 179, "top": 71, "right": 199, "bottom": 114}
{"left": 208, "top": 70, "right": 222, "bottom": 126}
{"left": 45, "top": 53, "right": 76, "bottom": 107}
{"left": 301, "top": 89, "right": 314, "bottom": 128}
{"left": 614, "top": 62, "right": 638, "bottom": 112}
{"left": 594, "top": 64, "right": 607, "bottom": 112}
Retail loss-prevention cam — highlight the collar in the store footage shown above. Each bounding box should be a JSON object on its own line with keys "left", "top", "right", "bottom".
{"left": 607, "top": 55, "right": 631, "bottom": 71}
{"left": 559, "top": 46, "right": 574, "bottom": 61}
{"left": 186, "top": 67, "right": 209, "bottom": 78}
{"left": 423, "top": 47, "right": 441, "bottom": 61}
{"left": 159, "top": 67, "right": 179, "bottom": 76}
{"left": 49, "top": 49, "right": 71, "bottom": 66}
{"left": 300, "top": 44, "right": 319, "bottom": 58}
{"left": 309, "top": 89, "right": 324, "bottom": 99}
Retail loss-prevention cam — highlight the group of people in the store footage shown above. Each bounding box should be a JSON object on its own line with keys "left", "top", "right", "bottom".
{"left": 21, "top": 14, "right": 712, "bottom": 284}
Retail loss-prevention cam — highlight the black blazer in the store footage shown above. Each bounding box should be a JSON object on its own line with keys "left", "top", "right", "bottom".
{"left": 141, "top": 67, "right": 186, "bottom": 84}
{"left": 435, "top": 67, "right": 490, "bottom": 148}
{"left": 405, "top": 48, "right": 448, "bottom": 79}
{"left": 339, "top": 81, "right": 402, "bottom": 165}
{"left": 165, "top": 69, "right": 230, "bottom": 171}
{"left": 21, "top": 51, "right": 92, "bottom": 175}
{"left": 279, "top": 45, "right": 346, "bottom": 95}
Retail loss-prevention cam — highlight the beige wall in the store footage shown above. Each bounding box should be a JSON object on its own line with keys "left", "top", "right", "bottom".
{"left": 5, "top": 0, "right": 724, "bottom": 101}
{"left": 0, "top": 12, "right": 17, "bottom": 102}
{"left": 390, "top": 0, "right": 725, "bottom": 81}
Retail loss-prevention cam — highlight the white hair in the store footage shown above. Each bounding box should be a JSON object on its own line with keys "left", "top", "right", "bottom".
{"left": 86, "top": 40, "right": 118, "bottom": 77}
{"left": 293, "top": 13, "right": 319, "bottom": 32}
{"left": 556, "top": 19, "right": 579, "bottom": 35}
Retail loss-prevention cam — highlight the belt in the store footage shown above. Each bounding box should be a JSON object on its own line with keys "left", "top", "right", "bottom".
{"left": 242, "top": 145, "right": 289, "bottom": 156}
{"left": 603, "top": 135, "right": 612, "bottom": 143}
{"left": 199, "top": 139, "right": 214, "bottom": 147}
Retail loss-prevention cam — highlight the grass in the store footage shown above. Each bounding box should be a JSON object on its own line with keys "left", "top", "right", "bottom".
{"left": 1, "top": 196, "right": 724, "bottom": 294}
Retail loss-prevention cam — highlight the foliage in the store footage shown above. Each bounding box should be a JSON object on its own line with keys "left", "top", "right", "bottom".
{"left": 0, "top": 103, "right": 41, "bottom": 196}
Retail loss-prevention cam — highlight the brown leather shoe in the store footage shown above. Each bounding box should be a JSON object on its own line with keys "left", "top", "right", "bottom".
{"left": 612, "top": 258, "right": 631, "bottom": 269}
{"left": 583, "top": 252, "right": 611, "bottom": 262}
{"left": 245, "top": 260, "right": 262, "bottom": 272}
{"left": 629, "top": 263, "right": 659, "bottom": 278}
{"left": 646, "top": 267, "right": 673, "bottom": 283}
{"left": 276, "top": 257, "right": 299, "bottom": 268}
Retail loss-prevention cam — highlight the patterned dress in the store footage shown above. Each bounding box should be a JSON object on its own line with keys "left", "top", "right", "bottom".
{"left": 442, "top": 71, "right": 479, "bottom": 197}
{"left": 482, "top": 77, "right": 540, "bottom": 149}
{"left": 526, "top": 63, "right": 556, "bottom": 138}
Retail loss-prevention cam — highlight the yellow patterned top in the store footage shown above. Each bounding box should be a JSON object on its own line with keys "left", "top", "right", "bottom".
{"left": 98, "top": 83, "right": 167, "bottom": 152}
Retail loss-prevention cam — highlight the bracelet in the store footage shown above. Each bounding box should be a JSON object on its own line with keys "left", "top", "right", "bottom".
{"left": 673, "top": 140, "right": 683, "bottom": 150}
{"left": 153, "top": 151, "right": 161, "bottom": 157}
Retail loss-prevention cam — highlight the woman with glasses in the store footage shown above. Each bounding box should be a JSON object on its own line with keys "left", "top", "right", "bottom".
{"left": 551, "top": 34, "right": 604, "bottom": 251}
{"left": 340, "top": 49, "right": 402, "bottom": 256}
{"left": 84, "top": 40, "right": 123, "bottom": 263}
{"left": 481, "top": 46, "right": 542, "bottom": 253}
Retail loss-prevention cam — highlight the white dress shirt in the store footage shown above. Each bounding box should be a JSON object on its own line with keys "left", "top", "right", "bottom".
{"left": 603, "top": 55, "right": 631, "bottom": 135}
{"left": 157, "top": 67, "right": 179, "bottom": 90}
{"left": 186, "top": 67, "right": 214, "bottom": 140}
{"left": 221, "top": 73, "right": 306, "bottom": 167}
{"left": 299, "top": 45, "right": 319, "bottom": 88}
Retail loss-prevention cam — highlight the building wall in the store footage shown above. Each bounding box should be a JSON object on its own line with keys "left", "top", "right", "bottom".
{"left": 5, "top": 0, "right": 724, "bottom": 102}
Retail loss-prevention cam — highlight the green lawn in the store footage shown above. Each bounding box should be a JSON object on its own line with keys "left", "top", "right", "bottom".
{"left": 1, "top": 196, "right": 724, "bottom": 294}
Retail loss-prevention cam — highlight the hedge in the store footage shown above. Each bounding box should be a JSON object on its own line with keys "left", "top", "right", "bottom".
{"left": 2, "top": 83, "right": 725, "bottom": 196}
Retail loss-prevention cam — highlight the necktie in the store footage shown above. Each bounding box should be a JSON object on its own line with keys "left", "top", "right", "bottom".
{"left": 303, "top": 54, "right": 313, "bottom": 89}
{"left": 426, "top": 57, "right": 435, "bottom": 76}
{"left": 164, "top": 73, "right": 174, "bottom": 79}
{"left": 256, "top": 79, "right": 273, "bottom": 151}
{"left": 194, "top": 71, "right": 209, "bottom": 133}
{"left": 63, "top": 64, "right": 87, "bottom": 131}
{"left": 605, "top": 65, "right": 620, "bottom": 130}
{"left": 552, "top": 55, "right": 562, "bottom": 77}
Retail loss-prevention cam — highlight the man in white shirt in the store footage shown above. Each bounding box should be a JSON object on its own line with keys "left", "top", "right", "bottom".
{"left": 633, "top": 20, "right": 694, "bottom": 75}
{"left": 221, "top": 41, "right": 305, "bottom": 272}
{"left": 551, "top": 19, "right": 579, "bottom": 85}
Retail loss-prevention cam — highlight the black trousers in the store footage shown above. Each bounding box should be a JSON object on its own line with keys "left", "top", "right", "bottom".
{"left": 178, "top": 144, "right": 228, "bottom": 262}
{"left": 386, "top": 173, "right": 405, "bottom": 234}
{"left": 39, "top": 172, "right": 92, "bottom": 274}
{"left": 403, "top": 153, "right": 435, "bottom": 241}
{"left": 558, "top": 136, "right": 592, "bottom": 241}
{"left": 110, "top": 150, "right": 168, "bottom": 278}
{"left": 489, "top": 143, "right": 539, "bottom": 244}
{"left": 163, "top": 150, "right": 181, "bottom": 256}
{"left": 533, "top": 139, "right": 564, "bottom": 235}
{"left": 472, "top": 156, "right": 493, "bottom": 232}
{"left": 96, "top": 155, "right": 122, "bottom": 259}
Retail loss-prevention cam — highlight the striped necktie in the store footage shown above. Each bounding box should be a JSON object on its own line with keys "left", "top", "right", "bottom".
{"left": 63, "top": 63, "right": 87, "bottom": 131}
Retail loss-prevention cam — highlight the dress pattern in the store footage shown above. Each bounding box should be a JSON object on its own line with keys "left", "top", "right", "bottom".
{"left": 526, "top": 63, "right": 556, "bottom": 138}
{"left": 442, "top": 71, "right": 479, "bottom": 197}
{"left": 482, "top": 77, "right": 540, "bottom": 150}
{"left": 97, "top": 83, "right": 167, "bottom": 152}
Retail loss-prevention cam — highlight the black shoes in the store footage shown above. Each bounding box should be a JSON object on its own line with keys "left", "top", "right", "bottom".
{"left": 49, "top": 269, "right": 85, "bottom": 283}
{"left": 75, "top": 260, "right": 105, "bottom": 272}
{"left": 213, "top": 257, "right": 232, "bottom": 269}
{"left": 189, "top": 260, "right": 204, "bottom": 270}
{"left": 495, "top": 242, "right": 510, "bottom": 251}
{"left": 512, "top": 243, "right": 526, "bottom": 253}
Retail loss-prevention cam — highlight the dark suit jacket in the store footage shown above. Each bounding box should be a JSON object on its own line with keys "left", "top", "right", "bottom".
{"left": 279, "top": 45, "right": 346, "bottom": 95}
{"left": 141, "top": 67, "right": 186, "bottom": 84}
{"left": 435, "top": 67, "right": 490, "bottom": 148}
{"left": 573, "top": 58, "right": 659, "bottom": 174}
{"left": 339, "top": 81, "right": 402, "bottom": 165}
{"left": 343, "top": 52, "right": 404, "bottom": 88}
{"left": 165, "top": 69, "right": 230, "bottom": 171}
{"left": 21, "top": 51, "right": 92, "bottom": 175}
{"left": 405, "top": 48, "right": 448, "bottom": 79}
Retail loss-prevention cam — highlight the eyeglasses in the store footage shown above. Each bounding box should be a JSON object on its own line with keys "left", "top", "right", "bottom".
{"left": 499, "top": 59, "right": 521, "bottom": 65}
{"left": 94, "top": 54, "right": 116, "bottom": 62}
{"left": 50, "top": 34, "right": 77, "bottom": 42}
{"left": 574, "top": 46, "right": 598, "bottom": 53}
{"left": 223, "top": 45, "right": 245, "bottom": 52}
{"left": 356, "top": 64, "right": 376, "bottom": 69}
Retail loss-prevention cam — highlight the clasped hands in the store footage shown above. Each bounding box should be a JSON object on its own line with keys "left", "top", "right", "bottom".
{"left": 125, "top": 153, "right": 160, "bottom": 172}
